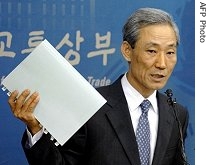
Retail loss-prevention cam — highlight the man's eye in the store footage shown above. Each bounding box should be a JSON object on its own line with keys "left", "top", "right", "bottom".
{"left": 147, "top": 50, "right": 156, "bottom": 54}
{"left": 167, "top": 51, "right": 175, "bottom": 55}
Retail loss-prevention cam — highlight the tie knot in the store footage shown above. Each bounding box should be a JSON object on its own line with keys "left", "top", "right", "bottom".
{"left": 140, "top": 99, "right": 151, "bottom": 114}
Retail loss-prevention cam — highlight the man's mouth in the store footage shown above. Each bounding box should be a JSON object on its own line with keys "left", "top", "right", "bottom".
{"left": 151, "top": 74, "right": 165, "bottom": 80}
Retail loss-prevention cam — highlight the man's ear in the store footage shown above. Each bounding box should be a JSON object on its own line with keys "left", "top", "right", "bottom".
{"left": 121, "top": 41, "right": 132, "bottom": 62}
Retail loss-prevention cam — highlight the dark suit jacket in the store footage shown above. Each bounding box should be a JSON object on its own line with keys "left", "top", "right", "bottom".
{"left": 22, "top": 75, "right": 189, "bottom": 165}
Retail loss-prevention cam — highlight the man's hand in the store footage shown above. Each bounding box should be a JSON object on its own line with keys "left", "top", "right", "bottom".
{"left": 8, "top": 89, "right": 41, "bottom": 135}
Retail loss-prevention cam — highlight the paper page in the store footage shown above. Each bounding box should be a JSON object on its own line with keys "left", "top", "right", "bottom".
{"left": 2, "top": 39, "right": 107, "bottom": 145}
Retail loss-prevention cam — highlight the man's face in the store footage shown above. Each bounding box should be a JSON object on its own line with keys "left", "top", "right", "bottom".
{"left": 122, "top": 24, "right": 177, "bottom": 96}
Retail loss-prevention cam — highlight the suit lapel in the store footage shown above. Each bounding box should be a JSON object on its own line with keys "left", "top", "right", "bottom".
{"left": 104, "top": 77, "right": 140, "bottom": 165}
{"left": 152, "top": 92, "right": 175, "bottom": 165}
{"left": 103, "top": 76, "right": 176, "bottom": 165}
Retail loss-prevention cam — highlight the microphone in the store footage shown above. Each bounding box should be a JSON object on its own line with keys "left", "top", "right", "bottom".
{"left": 165, "top": 89, "right": 176, "bottom": 106}
{"left": 164, "top": 89, "right": 189, "bottom": 165}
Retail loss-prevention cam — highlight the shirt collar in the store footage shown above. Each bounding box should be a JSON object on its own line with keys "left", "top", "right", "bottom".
{"left": 121, "top": 74, "right": 157, "bottom": 113}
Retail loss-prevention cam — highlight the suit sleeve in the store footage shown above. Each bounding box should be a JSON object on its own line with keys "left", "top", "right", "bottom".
{"left": 21, "top": 125, "right": 87, "bottom": 165}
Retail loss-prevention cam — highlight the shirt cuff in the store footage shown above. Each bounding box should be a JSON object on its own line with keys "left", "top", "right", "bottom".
{"left": 26, "top": 127, "right": 44, "bottom": 148}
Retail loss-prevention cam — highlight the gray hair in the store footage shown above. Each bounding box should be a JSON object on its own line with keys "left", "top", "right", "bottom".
{"left": 122, "top": 7, "right": 180, "bottom": 48}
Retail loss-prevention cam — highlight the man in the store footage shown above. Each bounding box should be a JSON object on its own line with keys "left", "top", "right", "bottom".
{"left": 8, "top": 7, "right": 189, "bottom": 165}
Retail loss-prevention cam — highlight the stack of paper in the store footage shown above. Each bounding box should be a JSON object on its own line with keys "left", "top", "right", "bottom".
{"left": 2, "top": 39, "right": 107, "bottom": 145}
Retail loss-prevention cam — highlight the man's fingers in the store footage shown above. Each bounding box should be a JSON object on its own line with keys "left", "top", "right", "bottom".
{"left": 8, "top": 89, "right": 40, "bottom": 117}
{"left": 8, "top": 90, "right": 19, "bottom": 110}
{"left": 22, "top": 91, "right": 40, "bottom": 112}
{"left": 7, "top": 89, "right": 41, "bottom": 134}
{"left": 15, "top": 89, "right": 31, "bottom": 110}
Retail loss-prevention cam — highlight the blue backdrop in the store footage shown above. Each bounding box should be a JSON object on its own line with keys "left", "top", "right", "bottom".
{"left": 0, "top": 0, "right": 195, "bottom": 164}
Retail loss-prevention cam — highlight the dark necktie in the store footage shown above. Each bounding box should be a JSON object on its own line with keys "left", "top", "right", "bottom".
{"left": 136, "top": 99, "right": 151, "bottom": 165}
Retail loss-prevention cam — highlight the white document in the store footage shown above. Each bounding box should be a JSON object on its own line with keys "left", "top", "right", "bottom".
{"left": 2, "top": 39, "right": 107, "bottom": 145}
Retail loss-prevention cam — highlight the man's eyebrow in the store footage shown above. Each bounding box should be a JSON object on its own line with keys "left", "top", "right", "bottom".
{"left": 167, "top": 43, "right": 177, "bottom": 47}
{"left": 145, "top": 42, "right": 177, "bottom": 47}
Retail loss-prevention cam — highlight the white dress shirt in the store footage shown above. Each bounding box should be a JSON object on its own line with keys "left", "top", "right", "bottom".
{"left": 121, "top": 74, "right": 159, "bottom": 164}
